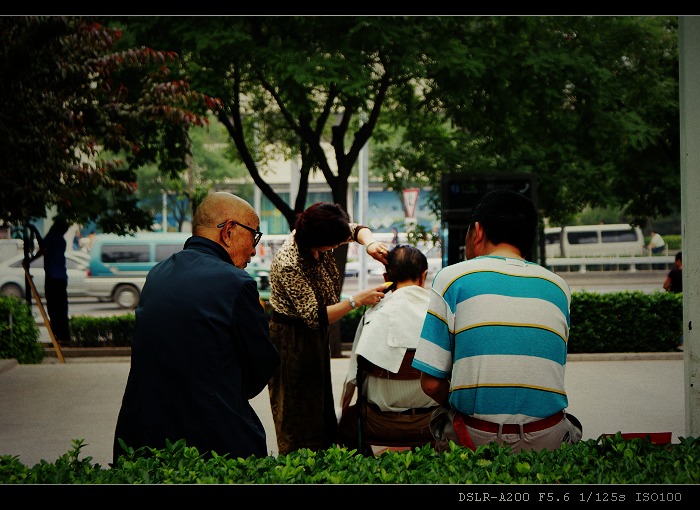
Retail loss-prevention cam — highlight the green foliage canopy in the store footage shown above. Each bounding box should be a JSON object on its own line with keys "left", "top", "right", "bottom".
{"left": 376, "top": 16, "right": 679, "bottom": 227}
{"left": 0, "top": 16, "right": 220, "bottom": 235}
{"left": 110, "top": 16, "right": 440, "bottom": 230}
{"left": 115, "top": 16, "right": 679, "bottom": 234}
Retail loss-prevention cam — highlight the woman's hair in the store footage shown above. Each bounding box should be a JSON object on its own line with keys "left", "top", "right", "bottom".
{"left": 385, "top": 244, "right": 428, "bottom": 285}
{"left": 294, "top": 202, "right": 351, "bottom": 250}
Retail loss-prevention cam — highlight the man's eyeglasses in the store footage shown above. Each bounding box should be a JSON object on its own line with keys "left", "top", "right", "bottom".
{"left": 217, "top": 220, "right": 263, "bottom": 248}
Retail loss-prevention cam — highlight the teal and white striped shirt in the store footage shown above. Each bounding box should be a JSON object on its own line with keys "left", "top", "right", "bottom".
{"left": 413, "top": 255, "right": 572, "bottom": 424}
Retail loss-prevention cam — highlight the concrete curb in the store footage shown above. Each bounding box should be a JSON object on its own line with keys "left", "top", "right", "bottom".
{"left": 0, "top": 349, "right": 683, "bottom": 373}
{"left": 40, "top": 348, "right": 684, "bottom": 362}
{"left": 43, "top": 346, "right": 132, "bottom": 358}
{"left": 0, "top": 359, "right": 18, "bottom": 375}
{"left": 568, "top": 351, "right": 684, "bottom": 361}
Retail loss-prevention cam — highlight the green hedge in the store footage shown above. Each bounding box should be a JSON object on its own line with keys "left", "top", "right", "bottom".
{"left": 1, "top": 435, "right": 698, "bottom": 484}
{"left": 341, "top": 290, "right": 682, "bottom": 353}
{"left": 568, "top": 290, "right": 682, "bottom": 353}
{"left": 0, "top": 291, "right": 684, "bottom": 364}
{"left": 0, "top": 297, "right": 43, "bottom": 364}
{"left": 69, "top": 314, "right": 135, "bottom": 347}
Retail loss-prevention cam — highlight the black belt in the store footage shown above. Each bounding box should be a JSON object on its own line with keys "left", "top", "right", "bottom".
{"left": 462, "top": 411, "right": 565, "bottom": 434}
{"left": 271, "top": 311, "right": 305, "bottom": 326}
{"left": 368, "top": 402, "right": 437, "bottom": 416}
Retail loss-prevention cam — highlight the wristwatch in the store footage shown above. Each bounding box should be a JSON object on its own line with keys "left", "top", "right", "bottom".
{"left": 348, "top": 296, "right": 357, "bottom": 309}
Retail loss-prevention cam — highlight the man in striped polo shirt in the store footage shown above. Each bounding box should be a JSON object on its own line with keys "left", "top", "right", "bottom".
{"left": 413, "top": 189, "right": 582, "bottom": 453}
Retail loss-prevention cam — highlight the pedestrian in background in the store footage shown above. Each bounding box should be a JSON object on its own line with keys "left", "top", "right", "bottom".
{"left": 267, "top": 202, "right": 390, "bottom": 455}
{"left": 664, "top": 251, "right": 682, "bottom": 293}
{"left": 27, "top": 217, "right": 71, "bottom": 345}
{"left": 663, "top": 251, "right": 683, "bottom": 352}
{"left": 647, "top": 230, "right": 666, "bottom": 255}
{"left": 113, "top": 192, "right": 279, "bottom": 463}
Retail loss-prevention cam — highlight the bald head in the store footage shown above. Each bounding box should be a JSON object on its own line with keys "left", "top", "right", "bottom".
{"left": 193, "top": 192, "right": 256, "bottom": 234}
{"left": 192, "top": 192, "right": 260, "bottom": 268}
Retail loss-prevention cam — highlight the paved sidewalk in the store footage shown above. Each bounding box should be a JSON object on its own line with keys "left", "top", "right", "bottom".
{"left": 0, "top": 351, "right": 687, "bottom": 468}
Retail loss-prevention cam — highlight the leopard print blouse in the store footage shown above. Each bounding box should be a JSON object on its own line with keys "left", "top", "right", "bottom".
{"left": 269, "top": 223, "right": 364, "bottom": 330}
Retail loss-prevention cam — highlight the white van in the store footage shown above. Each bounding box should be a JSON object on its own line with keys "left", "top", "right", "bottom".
{"left": 544, "top": 224, "right": 645, "bottom": 258}
{"left": 85, "top": 232, "right": 271, "bottom": 309}
{"left": 85, "top": 233, "right": 189, "bottom": 309}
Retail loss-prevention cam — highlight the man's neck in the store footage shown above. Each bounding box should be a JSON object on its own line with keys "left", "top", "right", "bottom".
{"left": 485, "top": 243, "right": 524, "bottom": 260}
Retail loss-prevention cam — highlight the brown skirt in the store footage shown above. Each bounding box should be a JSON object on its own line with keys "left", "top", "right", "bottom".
{"left": 268, "top": 318, "right": 338, "bottom": 455}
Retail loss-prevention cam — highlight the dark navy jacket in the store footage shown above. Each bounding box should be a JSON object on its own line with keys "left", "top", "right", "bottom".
{"left": 113, "top": 236, "right": 280, "bottom": 462}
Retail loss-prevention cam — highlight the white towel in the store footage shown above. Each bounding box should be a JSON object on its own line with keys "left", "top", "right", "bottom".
{"left": 349, "top": 285, "right": 431, "bottom": 379}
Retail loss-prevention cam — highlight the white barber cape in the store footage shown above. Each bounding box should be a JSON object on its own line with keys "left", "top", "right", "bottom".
{"left": 345, "top": 285, "right": 431, "bottom": 385}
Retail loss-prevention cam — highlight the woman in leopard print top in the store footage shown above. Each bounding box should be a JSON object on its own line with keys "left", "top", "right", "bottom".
{"left": 268, "top": 202, "right": 390, "bottom": 455}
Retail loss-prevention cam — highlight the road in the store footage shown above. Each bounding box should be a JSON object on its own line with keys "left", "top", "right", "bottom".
{"left": 556, "top": 270, "right": 669, "bottom": 294}
{"left": 42, "top": 296, "right": 133, "bottom": 318}
{"left": 343, "top": 269, "right": 669, "bottom": 296}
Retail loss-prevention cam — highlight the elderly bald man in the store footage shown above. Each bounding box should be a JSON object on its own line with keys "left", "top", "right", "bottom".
{"left": 113, "top": 192, "right": 280, "bottom": 463}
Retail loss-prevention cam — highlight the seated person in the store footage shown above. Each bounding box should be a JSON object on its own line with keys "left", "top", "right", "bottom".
{"left": 338, "top": 244, "right": 439, "bottom": 450}
{"left": 647, "top": 230, "right": 666, "bottom": 255}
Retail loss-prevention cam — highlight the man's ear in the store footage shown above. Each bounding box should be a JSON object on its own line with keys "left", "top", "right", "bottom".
{"left": 221, "top": 224, "right": 233, "bottom": 247}
{"left": 471, "top": 221, "right": 488, "bottom": 254}
{"left": 472, "top": 221, "right": 485, "bottom": 242}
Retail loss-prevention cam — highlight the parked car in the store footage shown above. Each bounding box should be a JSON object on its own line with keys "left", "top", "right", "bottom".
{"left": 0, "top": 252, "right": 89, "bottom": 299}
{"left": 420, "top": 243, "right": 444, "bottom": 277}
{"left": 248, "top": 264, "right": 270, "bottom": 302}
{"left": 344, "top": 261, "right": 359, "bottom": 278}
{"left": 344, "top": 259, "right": 385, "bottom": 278}
{"left": 344, "top": 242, "right": 443, "bottom": 279}
{"left": 0, "top": 238, "right": 24, "bottom": 263}
{"left": 85, "top": 233, "right": 270, "bottom": 309}
{"left": 69, "top": 250, "right": 91, "bottom": 266}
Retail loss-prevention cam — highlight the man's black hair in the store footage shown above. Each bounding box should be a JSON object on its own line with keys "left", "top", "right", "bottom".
{"left": 469, "top": 189, "right": 538, "bottom": 258}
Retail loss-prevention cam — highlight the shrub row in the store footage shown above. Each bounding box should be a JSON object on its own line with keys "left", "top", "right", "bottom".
{"left": 568, "top": 290, "right": 682, "bottom": 353}
{"left": 0, "top": 290, "right": 683, "bottom": 364}
{"left": 0, "top": 296, "right": 43, "bottom": 364}
{"left": 1, "top": 434, "right": 698, "bottom": 484}
{"left": 343, "top": 290, "right": 683, "bottom": 354}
